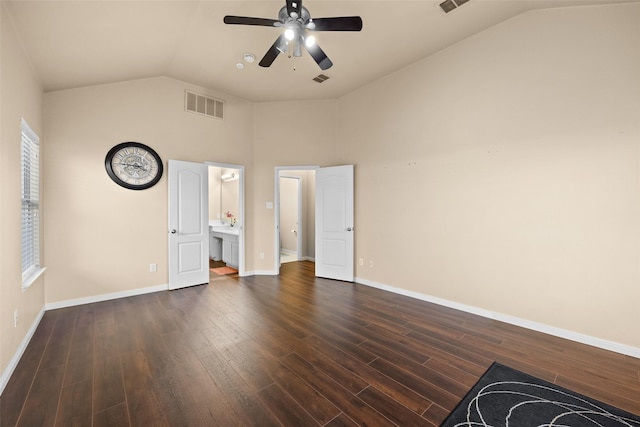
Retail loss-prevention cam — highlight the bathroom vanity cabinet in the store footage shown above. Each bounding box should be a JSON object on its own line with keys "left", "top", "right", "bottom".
{"left": 209, "top": 224, "right": 239, "bottom": 268}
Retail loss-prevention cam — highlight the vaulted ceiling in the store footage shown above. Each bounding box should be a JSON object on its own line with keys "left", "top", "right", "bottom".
{"left": 5, "top": 0, "right": 633, "bottom": 102}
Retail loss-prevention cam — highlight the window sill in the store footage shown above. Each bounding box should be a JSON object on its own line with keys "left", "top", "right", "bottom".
{"left": 22, "top": 267, "right": 46, "bottom": 292}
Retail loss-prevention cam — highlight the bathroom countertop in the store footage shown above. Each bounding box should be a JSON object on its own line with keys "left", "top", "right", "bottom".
{"left": 209, "top": 224, "right": 239, "bottom": 236}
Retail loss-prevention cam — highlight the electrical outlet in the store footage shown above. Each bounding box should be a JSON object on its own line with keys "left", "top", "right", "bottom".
{"left": 358, "top": 257, "right": 364, "bottom": 266}
{"left": 14, "top": 309, "right": 18, "bottom": 327}
{"left": 149, "top": 263, "right": 157, "bottom": 272}
{"left": 369, "top": 260, "right": 374, "bottom": 268}
{"left": 259, "top": 252, "right": 265, "bottom": 260}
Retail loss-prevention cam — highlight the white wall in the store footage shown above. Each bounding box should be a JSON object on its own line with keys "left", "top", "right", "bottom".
{"left": 0, "top": 2, "right": 45, "bottom": 386}
{"left": 337, "top": 3, "right": 640, "bottom": 349}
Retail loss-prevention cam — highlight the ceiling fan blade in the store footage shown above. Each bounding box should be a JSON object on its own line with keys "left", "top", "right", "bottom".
{"left": 286, "top": 0, "right": 302, "bottom": 18}
{"left": 259, "top": 35, "right": 286, "bottom": 67}
{"left": 223, "top": 16, "right": 280, "bottom": 27}
{"left": 310, "top": 16, "right": 363, "bottom": 31}
{"left": 305, "top": 42, "right": 333, "bottom": 70}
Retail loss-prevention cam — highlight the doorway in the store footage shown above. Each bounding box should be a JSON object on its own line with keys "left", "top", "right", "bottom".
{"left": 275, "top": 165, "right": 354, "bottom": 280}
{"left": 207, "top": 162, "right": 245, "bottom": 276}
{"left": 279, "top": 176, "right": 302, "bottom": 264}
{"left": 275, "top": 167, "right": 316, "bottom": 272}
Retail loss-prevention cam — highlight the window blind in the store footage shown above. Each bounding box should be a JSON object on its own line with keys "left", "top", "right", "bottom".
{"left": 21, "top": 119, "right": 40, "bottom": 279}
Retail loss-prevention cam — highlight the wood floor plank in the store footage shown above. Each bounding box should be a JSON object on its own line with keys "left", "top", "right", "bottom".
{"left": 92, "top": 332, "right": 126, "bottom": 413}
{"left": 2, "top": 261, "right": 639, "bottom": 427}
{"left": 198, "top": 347, "right": 283, "bottom": 427}
{"left": 93, "top": 403, "right": 130, "bottom": 427}
{"left": 120, "top": 349, "right": 172, "bottom": 427}
{"left": 324, "top": 413, "right": 361, "bottom": 427}
{"left": 257, "top": 383, "right": 320, "bottom": 426}
{"left": 281, "top": 352, "right": 397, "bottom": 426}
{"left": 303, "top": 335, "right": 433, "bottom": 413}
{"left": 15, "top": 364, "right": 65, "bottom": 427}
{"left": 63, "top": 306, "right": 94, "bottom": 387}
{"left": 357, "top": 385, "right": 434, "bottom": 426}
{"left": 368, "top": 357, "right": 461, "bottom": 411}
{"left": 55, "top": 379, "right": 92, "bottom": 427}
{"left": 269, "top": 362, "right": 342, "bottom": 424}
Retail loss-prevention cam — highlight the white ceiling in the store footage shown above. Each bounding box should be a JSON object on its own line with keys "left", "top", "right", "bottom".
{"left": 5, "top": 0, "right": 633, "bottom": 102}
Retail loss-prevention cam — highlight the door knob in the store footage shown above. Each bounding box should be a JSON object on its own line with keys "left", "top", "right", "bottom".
{"left": 346, "top": 227, "right": 352, "bottom": 231}
{"left": 170, "top": 229, "right": 177, "bottom": 234}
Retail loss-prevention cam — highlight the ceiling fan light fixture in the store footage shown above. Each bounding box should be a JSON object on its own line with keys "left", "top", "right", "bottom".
{"left": 276, "top": 37, "right": 288, "bottom": 53}
{"left": 305, "top": 35, "right": 316, "bottom": 48}
{"left": 293, "top": 42, "right": 302, "bottom": 57}
{"left": 284, "top": 28, "right": 295, "bottom": 40}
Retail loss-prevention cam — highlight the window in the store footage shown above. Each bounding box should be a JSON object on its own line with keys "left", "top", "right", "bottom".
{"left": 21, "top": 118, "right": 42, "bottom": 286}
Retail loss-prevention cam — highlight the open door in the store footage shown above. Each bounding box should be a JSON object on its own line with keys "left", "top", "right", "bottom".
{"left": 315, "top": 165, "right": 354, "bottom": 281}
{"left": 168, "top": 160, "right": 209, "bottom": 290}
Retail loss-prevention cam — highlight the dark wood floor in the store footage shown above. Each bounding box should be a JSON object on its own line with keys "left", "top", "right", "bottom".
{"left": 2, "top": 261, "right": 639, "bottom": 426}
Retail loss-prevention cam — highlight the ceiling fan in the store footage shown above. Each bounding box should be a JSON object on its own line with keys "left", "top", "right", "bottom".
{"left": 223, "top": 0, "right": 363, "bottom": 70}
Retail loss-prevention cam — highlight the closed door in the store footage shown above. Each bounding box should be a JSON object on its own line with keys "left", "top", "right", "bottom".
{"left": 168, "top": 160, "right": 209, "bottom": 290}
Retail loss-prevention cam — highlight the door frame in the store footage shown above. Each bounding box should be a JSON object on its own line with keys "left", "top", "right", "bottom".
{"left": 206, "top": 161, "right": 245, "bottom": 276}
{"left": 274, "top": 166, "right": 318, "bottom": 274}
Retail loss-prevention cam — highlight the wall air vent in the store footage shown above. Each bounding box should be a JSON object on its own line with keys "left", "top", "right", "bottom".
{"left": 185, "top": 90, "right": 224, "bottom": 119}
{"left": 439, "top": 0, "right": 471, "bottom": 14}
{"left": 312, "top": 74, "right": 330, "bottom": 83}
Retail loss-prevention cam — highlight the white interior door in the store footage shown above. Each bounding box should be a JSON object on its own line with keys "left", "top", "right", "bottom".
{"left": 315, "top": 165, "right": 354, "bottom": 281}
{"left": 168, "top": 160, "right": 209, "bottom": 290}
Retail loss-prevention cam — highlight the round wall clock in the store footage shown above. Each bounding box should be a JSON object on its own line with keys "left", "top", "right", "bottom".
{"left": 105, "top": 142, "right": 163, "bottom": 190}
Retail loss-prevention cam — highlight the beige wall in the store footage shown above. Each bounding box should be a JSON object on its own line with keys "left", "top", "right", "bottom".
{"left": 279, "top": 169, "right": 316, "bottom": 259}
{"left": 221, "top": 168, "right": 240, "bottom": 224}
{"left": 337, "top": 3, "right": 640, "bottom": 348}
{"left": 1, "top": 3, "right": 45, "bottom": 381}
{"left": 43, "top": 77, "right": 253, "bottom": 303}
{"left": 279, "top": 176, "right": 299, "bottom": 253}
{"left": 208, "top": 166, "right": 221, "bottom": 221}
{"left": 208, "top": 166, "right": 240, "bottom": 224}
{"left": 252, "top": 100, "right": 338, "bottom": 273}
{"left": 2, "top": 2, "right": 639, "bottom": 384}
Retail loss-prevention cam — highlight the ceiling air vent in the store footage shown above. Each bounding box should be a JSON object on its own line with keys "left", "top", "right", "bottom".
{"left": 185, "top": 90, "right": 224, "bottom": 119}
{"left": 439, "top": 0, "right": 471, "bottom": 14}
{"left": 312, "top": 74, "right": 330, "bottom": 83}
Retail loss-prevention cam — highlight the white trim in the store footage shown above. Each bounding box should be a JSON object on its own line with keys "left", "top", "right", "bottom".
{"left": 1, "top": 306, "right": 45, "bottom": 395}
{"left": 274, "top": 166, "right": 319, "bottom": 275}
{"left": 45, "top": 284, "right": 168, "bottom": 311}
{"left": 355, "top": 276, "right": 640, "bottom": 359}
{"left": 246, "top": 269, "right": 279, "bottom": 276}
{"left": 205, "top": 162, "right": 245, "bottom": 277}
{"left": 21, "top": 266, "right": 46, "bottom": 291}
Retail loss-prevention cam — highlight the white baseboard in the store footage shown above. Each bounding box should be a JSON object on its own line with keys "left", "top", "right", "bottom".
{"left": 303, "top": 256, "right": 315, "bottom": 262}
{"left": 45, "top": 284, "right": 169, "bottom": 310}
{"left": 355, "top": 276, "right": 640, "bottom": 359}
{"left": 245, "top": 269, "right": 278, "bottom": 276}
{"left": 1, "top": 306, "right": 45, "bottom": 395}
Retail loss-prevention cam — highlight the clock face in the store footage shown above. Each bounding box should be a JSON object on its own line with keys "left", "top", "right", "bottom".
{"left": 105, "top": 142, "right": 163, "bottom": 190}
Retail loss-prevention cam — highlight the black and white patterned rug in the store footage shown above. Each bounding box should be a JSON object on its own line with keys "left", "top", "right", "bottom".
{"left": 441, "top": 362, "right": 640, "bottom": 427}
